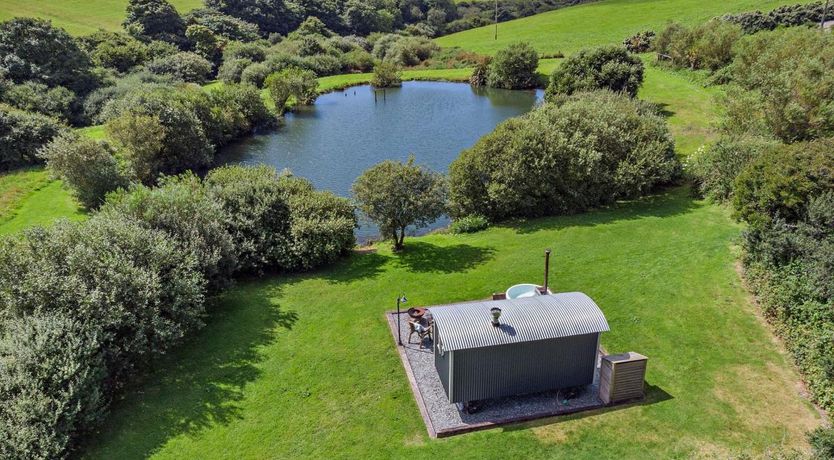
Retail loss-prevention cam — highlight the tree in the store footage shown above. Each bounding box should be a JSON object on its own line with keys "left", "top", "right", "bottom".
{"left": 185, "top": 25, "right": 222, "bottom": 66}
{"left": 39, "top": 132, "right": 127, "bottom": 209}
{"left": 146, "top": 51, "right": 213, "bottom": 83}
{"left": 205, "top": 165, "right": 292, "bottom": 273}
{"left": 205, "top": 0, "right": 300, "bottom": 35}
{"left": 486, "top": 42, "right": 539, "bottom": 89}
{"left": 266, "top": 67, "right": 319, "bottom": 105}
{"left": 0, "top": 105, "right": 65, "bottom": 171}
{"left": 124, "top": 0, "right": 186, "bottom": 44}
{"left": 2, "top": 82, "right": 78, "bottom": 124}
{"left": 546, "top": 46, "right": 644, "bottom": 98}
{"left": 0, "top": 18, "right": 97, "bottom": 94}
{"left": 184, "top": 7, "right": 261, "bottom": 41}
{"left": 352, "top": 157, "right": 447, "bottom": 250}
{"left": 371, "top": 62, "right": 402, "bottom": 88}
{"left": 103, "top": 87, "right": 213, "bottom": 183}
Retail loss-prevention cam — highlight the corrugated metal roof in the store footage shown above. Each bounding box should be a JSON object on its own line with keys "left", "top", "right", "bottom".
{"left": 429, "top": 292, "right": 609, "bottom": 351}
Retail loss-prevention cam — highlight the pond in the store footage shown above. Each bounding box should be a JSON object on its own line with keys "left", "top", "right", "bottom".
{"left": 220, "top": 81, "right": 543, "bottom": 240}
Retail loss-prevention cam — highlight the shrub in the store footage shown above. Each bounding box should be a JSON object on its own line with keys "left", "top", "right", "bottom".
{"left": 371, "top": 62, "right": 402, "bottom": 88}
{"left": 205, "top": 0, "right": 300, "bottom": 35}
{"left": 283, "top": 67, "right": 319, "bottom": 104}
{"left": 223, "top": 41, "right": 268, "bottom": 62}
{"left": 0, "top": 313, "right": 106, "bottom": 460}
{"left": 0, "top": 213, "right": 206, "bottom": 457}
{"left": 124, "top": 0, "right": 186, "bottom": 44}
{"left": 218, "top": 57, "right": 253, "bottom": 83}
{"left": 301, "top": 53, "right": 342, "bottom": 76}
{"left": 733, "top": 138, "right": 834, "bottom": 228}
{"left": 654, "top": 20, "right": 743, "bottom": 71}
{"left": 0, "top": 106, "right": 64, "bottom": 171}
{"left": 101, "top": 174, "right": 237, "bottom": 290}
{"left": 342, "top": 49, "right": 374, "bottom": 72}
{"left": 2, "top": 82, "right": 78, "bottom": 124}
{"left": 207, "top": 83, "right": 273, "bottom": 144}
{"left": 725, "top": 27, "right": 834, "bottom": 143}
{"left": 184, "top": 7, "right": 260, "bottom": 41}
{"left": 546, "top": 46, "right": 644, "bottom": 98}
{"left": 449, "top": 91, "right": 679, "bottom": 221}
{"left": 809, "top": 427, "right": 834, "bottom": 460}
{"left": 469, "top": 56, "right": 491, "bottom": 86}
{"left": 450, "top": 214, "right": 489, "bottom": 234}
{"left": 376, "top": 36, "right": 439, "bottom": 66}
{"left": 278, "top": 175, "right": 356, "bottom": 270}
{"left": 240, "top": 62, "right": 271, "bottom": 87}
{"left": 82, "top": 71, "right": 177, "bottom": 124}
{"left": 104, "top": 88, "right": 213, "bottom": 183}
{"left": 264, "top": 70, "right": 293, "bottom": 114}
{"left": 722, "top": 1, "right": 834, "bottom": 33}
{"left": 688, "top": 136, "right": 777, "bottom": 202}
{"left": 623, "top": 30, "right": 655, "bottom": 53}
{"left": 0, "top": 18, "right": 98, "bottom": 94}
{"left": 186, "top": 24, "right": 222, "bottom": 65}
{"left": 205, "top": 165, "right": 292, "bottom": 273}
{"left": 83, "top": 31, "right": 150, "bottom": 73}
{"left": 39, "top": 132, "right": 127, "bottom": 209}
{"left": 353, "top": 157, "right": 447, "bottom": 249}
{"left": 146, "top": 51, "right": 213, "bottom": 83}
{"left": 486, "top": 42, "right": 539, "bottom": 89}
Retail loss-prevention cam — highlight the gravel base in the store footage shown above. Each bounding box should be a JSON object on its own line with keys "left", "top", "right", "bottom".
{"left": 387, "top": 312, "right": 605, "bottom": 436}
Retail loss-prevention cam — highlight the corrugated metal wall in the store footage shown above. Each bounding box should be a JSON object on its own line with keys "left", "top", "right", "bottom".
{"left": 448, "top": 333, "right": 598, "bottom": 403}
{"left": 433, "top": 323, "right": 451, "bottom": 396}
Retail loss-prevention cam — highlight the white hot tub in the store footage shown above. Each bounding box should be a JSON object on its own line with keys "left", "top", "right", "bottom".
{"left": 506, "top": 283, "right": 541, "bottom": 299}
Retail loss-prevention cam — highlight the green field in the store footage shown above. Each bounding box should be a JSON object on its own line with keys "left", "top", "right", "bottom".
{"left": 0, "top": 0, "right": 201, "bottom": 35}
{"left": 83, "top": 187, "right": 820, "bottom": 459}
{"left": 0, "top": 168, "right": 84, "bottom": 235}
{"left": 436, "top": 0, "right": 813, "bottom": 55}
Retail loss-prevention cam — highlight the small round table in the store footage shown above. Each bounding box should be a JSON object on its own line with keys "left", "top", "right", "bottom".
{"left": 407, "top": 307, "right": 426, "bottom": 320}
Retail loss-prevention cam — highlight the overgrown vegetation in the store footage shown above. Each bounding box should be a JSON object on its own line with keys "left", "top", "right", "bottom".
{"left": 0, "top": 165, "right": 355, "bottom": 458}
{"left": 546, "top": 46, "right": 644, "bottom": 97}
{"left": 449, "top": 90, "right": 680, "bottom": 221}
{"left": 680, "top": 14, "right": 834, "bottom": 424}
{"left": 481, "top": 42, "right": 539, "bottom": 89}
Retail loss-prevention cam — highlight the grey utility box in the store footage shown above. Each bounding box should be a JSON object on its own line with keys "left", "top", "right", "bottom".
{"left": 599, "top": 352, "right": 647, "bottom": 405}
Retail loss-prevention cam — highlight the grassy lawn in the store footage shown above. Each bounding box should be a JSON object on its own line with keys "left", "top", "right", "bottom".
{"left": 0, "top": 168, "right": 84, "bottom": 235}
{"left": 436, "top": 0, "right": 813, "bottom": 55}
{"left": 82, "top": 186, "right": 821, "bottom": 459}
{"left": 0, "top": 0, "right": 201, "bottom": 35}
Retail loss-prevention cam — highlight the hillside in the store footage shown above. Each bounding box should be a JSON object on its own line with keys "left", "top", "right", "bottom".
{"left": 436, "top": 0, "right": 815, "bottom": 54}
{"left": 0, "top": 0, "right": 201, "bottom": 35}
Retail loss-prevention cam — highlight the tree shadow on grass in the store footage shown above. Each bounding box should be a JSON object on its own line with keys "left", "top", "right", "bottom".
{"left": 394, "top": 241, "right": 496, "bottom": 273}
{"left": 318, "top": 249, "right": 390, "bottom": 284}
{"left": 82, "top": 284, "right": 296, "bottom": 460}
{"left": 506, "top": 186, "right": 702, "bottom": 235}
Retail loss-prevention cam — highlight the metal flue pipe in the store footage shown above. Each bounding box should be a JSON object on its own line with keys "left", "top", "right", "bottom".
{"left": 544, "top": 249, "right": 551, "bottom": 293}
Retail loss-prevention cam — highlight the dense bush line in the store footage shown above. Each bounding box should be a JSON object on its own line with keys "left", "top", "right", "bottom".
{"left": 684, "top": 16, "right": 834, "bottom": 424}
{"left": 449, "top": 90, "right": 680, "bottom": 221}
{"left": 721, "top": 1, "right": 834, "bottom": 33}
{"left": 0, "top": 165, "right": 355, "bottom": 458}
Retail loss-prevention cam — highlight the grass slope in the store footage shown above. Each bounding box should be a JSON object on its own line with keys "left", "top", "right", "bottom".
{"left": 83, "top": 187, "right": 820, "bottom": 459}
{"left": 0, "top": 0, "right": 202, "bottom": 35}
{"left": 436, "top": 0, "right": 814, "bottom": 55}
{"left": 0, "top": 168, "right": 84, "bottom": 235}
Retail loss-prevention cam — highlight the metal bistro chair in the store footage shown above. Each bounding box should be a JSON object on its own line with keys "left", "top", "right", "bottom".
{"left": 407, "top": 317, "right": 433, "bottom": 348}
